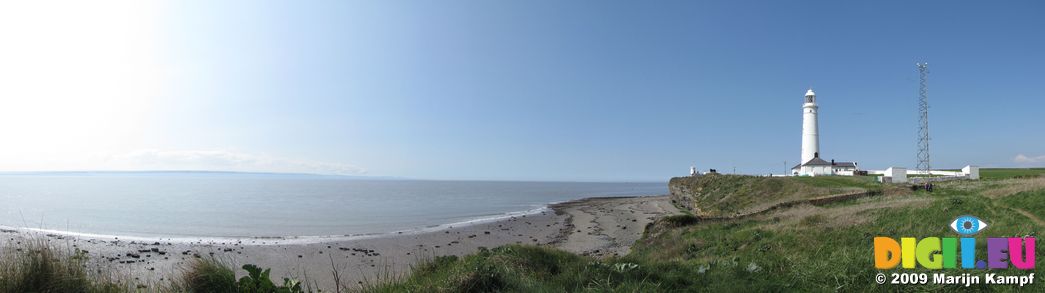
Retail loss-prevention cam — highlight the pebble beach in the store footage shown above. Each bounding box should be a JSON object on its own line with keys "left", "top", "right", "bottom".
{"left": 0, "top": 195, "right": 680, "bottom": 291}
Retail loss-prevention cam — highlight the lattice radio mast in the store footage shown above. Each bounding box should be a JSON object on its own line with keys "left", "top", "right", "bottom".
{"left": 916, "top": 63, "right": 931, "bottom": 174}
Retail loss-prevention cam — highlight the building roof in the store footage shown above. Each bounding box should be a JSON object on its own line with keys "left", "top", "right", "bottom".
{"left": 805, "top": 88, "right": 816, "bottom": 96}
{"left": 790, "top": 158, "right": 858, "bottom": 170}
{"left": 803, "top": 157, "right": 832, "bottom": 166}
{"left": 792, "top": 157, "right": 829, "bottom": 170}
{"left": 832, "top": 162, "right": 857, "bottom": 168}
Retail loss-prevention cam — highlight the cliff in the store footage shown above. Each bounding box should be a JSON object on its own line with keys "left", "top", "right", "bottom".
{"left": 668, "top": 174, "right": 878, "bottom": 218}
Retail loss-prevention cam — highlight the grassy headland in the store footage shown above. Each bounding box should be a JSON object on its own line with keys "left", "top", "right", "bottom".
{"left": 372, "top": 169, "right": 1043, "bottom": 292}
{"left": 632, "top": 171, "right": 1042, "bottom": 291}
{"left": 668, "top": 174, "right": 884, "bottom": 217}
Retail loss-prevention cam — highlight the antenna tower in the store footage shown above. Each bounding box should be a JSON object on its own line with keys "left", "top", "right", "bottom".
{"left": 916, "top": 63, "right": 930, "bottom": 174}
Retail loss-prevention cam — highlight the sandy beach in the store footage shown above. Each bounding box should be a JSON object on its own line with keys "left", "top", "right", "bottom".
{"left": 0, "top": 195, "right": 679, "bottom": 291}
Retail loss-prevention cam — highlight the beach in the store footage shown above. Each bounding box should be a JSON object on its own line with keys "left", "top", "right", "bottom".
{"left": 0, "top": 195, "right": 679, "bottom": 291}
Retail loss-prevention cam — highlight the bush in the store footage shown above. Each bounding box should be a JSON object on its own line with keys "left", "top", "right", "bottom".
{"left": 237, "top": 264, "right": 302, "bottom": 293}
{"left": 660, "top": 214, "right": 699, "bottom": 227}
{"left": 449, "top": 261, "right": 506, "bottom": 293}
{"left": 0, "top": 240, "right": 125, "bottom": 293}
{"left": 178, "top": 257, "right": 237, "bottom": 292}
{"left": 176, "top": 259, "right": 304, "bottom": 293}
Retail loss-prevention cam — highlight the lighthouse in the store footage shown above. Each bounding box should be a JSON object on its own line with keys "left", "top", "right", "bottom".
{"left": 801, "top": 88, "right": 820, "bottom": 164}
{"left": 791, "top": 88, "right": 858, "bottom": 176}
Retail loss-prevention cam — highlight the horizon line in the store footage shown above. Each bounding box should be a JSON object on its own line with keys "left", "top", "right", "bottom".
{"left": 0, "top": 170, "right": 669, "bottom": 183}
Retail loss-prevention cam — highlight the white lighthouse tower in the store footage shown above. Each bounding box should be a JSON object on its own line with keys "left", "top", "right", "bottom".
{"left": 792, "top": 88, "right": 858, "bottom": 176}
{"left": 800, "top": 88, "right": 820, "bottom": 164}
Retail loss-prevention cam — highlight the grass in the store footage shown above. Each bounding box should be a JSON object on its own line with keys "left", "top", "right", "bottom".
{"left": 376, "top": 169, "right": 1044, "bottom": 292}
{"left": 633, "top": 190, "right": 1042, "bottom": 291}
{"left": 363, "top": 245, "right": 700, "bottom": 292}
{"left": 1000, "top": 189, "right": 1045, "bottom": 220}
{"left": 0, "top": 239, "right": 128, "bottom": 293}
{"left": 788, "top": 175, "right": 881, "bottom": 189}
{"left": 631, "top": 169, "right": 1045, "bottom": 291}
{"left": 173, "top": 257, "right": 237, "bottom": 292}
{"left": 980, "top": 168, "right": 1045, "bottom": 180}
{"left": 669, "top": 173, "right": 880, "bottom": 217}
{"left": 0, "top": 242, "right": 309, "bottom": 293}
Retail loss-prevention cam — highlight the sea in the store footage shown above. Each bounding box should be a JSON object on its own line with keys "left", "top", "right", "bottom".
{"left": 0, "top": 172, "right": 666, "bottom": 239}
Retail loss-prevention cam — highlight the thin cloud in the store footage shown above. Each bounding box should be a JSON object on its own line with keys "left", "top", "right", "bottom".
{"left": 111, "top": 149, "right": 366, "bottom": 175}
{"left": 1013, "top": 154, "right": 1045, "bottom": 164}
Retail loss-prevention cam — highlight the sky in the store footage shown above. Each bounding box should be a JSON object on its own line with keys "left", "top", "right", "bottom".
{"left": 0, "top": 1, "right": 1043, "bottom": 181}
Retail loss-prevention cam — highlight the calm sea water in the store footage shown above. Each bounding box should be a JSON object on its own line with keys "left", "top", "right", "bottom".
{"left": 0, "top": 174, "right": 666, "bottom": 238}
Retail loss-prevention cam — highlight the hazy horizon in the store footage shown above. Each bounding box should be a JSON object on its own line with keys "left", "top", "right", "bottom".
{"left": 0, "top": 169, "right": 670, "bottom": 183}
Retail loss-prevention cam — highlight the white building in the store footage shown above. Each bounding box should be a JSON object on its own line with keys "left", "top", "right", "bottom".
{"left": 881, "top": 167, "right": 908, "bottom": 183}
{"left": 873, "top": 165, "right": 979, "bottom": 183}
{"left": 791, "top": 88, "right": 858, "bottom": 176}
{"left": 800, "top": 88, "right": 819, "bottom": 165}
{"left": 962, "top": 165, "right": 980, "bottom": 180}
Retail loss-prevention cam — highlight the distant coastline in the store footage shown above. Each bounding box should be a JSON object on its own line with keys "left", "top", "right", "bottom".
{"left": 0, "top": 170, "right": 403, "bottom": 180}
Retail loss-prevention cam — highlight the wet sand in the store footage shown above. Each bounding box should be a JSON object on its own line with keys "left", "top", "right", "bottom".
{"left": 0, "top": 195, "right": 679, "bottom": 291}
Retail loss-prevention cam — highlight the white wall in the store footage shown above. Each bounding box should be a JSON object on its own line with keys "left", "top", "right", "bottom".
{"left": 908, "top": 170, "right": 963, "bottom": 176}
{"left": 885, "top": 167, "right": 907, "bottom": 183}
{"left": 799, "top": 165, "right": 832, "bottom": 176}
{"left": 962, "top": 165, "right": 980, "bottom": 180}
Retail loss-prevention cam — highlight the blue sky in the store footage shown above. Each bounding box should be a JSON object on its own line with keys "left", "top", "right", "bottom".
{"left": 1, "top": 1, "right": 1043, "bottom": 181}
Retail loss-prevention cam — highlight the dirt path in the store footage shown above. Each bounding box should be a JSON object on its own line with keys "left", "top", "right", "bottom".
{"left": 1012, "top": 208, "right": 1045, "bottom": 227}
{"left": 1001, "top": 204, "right": 1045, "bottom": 227}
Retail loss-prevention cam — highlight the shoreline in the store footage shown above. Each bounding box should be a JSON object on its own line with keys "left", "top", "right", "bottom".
{"left": 0, "top": 195, "right": 680, "bottom": 291}
{"left": 0, "top": 205, "right": 554, "bottom": 246}
{"left": 0, "top": 195, "right": 646, "bottom": 244}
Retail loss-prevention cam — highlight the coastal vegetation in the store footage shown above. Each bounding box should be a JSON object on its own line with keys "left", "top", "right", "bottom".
{"left": 362, "top": 246, "right": 699, "bottom": 292}
{"left": 373, "top": 168, "right": 1044, "bottom": 292}
{"left": 1, "top": 168, "right": 1043, "bottom": 292}
{"left": 0, "top": 241, "right": 311, "bottom": 293}
{"left": 0, "top": 240, "right": 127, "bottom": 292}
{"left": 173, "top": 258, "right": 238, "bottom": 292}
{"left": 668, "top": 173, "right": 884, "bottom": 217}
{"left": 634, "top": 175, "right": 1043, "bottom": 291}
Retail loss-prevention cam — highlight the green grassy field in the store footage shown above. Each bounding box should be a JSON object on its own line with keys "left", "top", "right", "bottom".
{"left": 373, "top": 168, "right": 1045, "bottom": 292}
{"left": 981, "top": 168, "right": 1045, "bottom": 180}
{"left": 668, "top": 174, "right": 883, "bottom": 218}
{"left": 630, "top": 181, "right": 1042, "bottom": 291}
{"left": 1000, "top": 189, "right": 1045, "bottom": 220}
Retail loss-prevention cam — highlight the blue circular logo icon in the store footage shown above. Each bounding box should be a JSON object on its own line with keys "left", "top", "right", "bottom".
{"left": 950, "top": 215, "right": 987, "bottom": 235}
